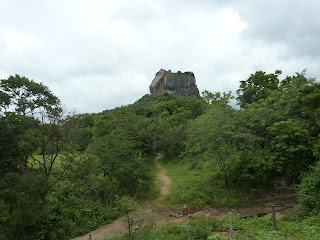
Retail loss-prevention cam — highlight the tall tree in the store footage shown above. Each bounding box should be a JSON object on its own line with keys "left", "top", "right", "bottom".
{"left": 0, "top": 75, "right": 76, "bottom": 240}
{"left": 0, "top": 74, "right": 60, "bottom": 116}
{"left": 0, "top": 74, "right": 75, "bottom": 178}
{"left": 236, "top": 70, "right": 281, "bottom": 108}
{"left": 182, "top": 92, "right": 253, "bottom": 187}
{"left": 242, "top": 71, "right": 319, "bottom": 182}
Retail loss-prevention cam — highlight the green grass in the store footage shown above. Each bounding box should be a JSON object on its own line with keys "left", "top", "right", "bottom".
{"left": 150, "top": 160, "right": 163, "bottom": 198}
{"left": 108, "top": 213, "right": 320, "bottom": 240}
{"left": 28, "top": 154, "right": 65, "bottom": 169}
{"left": 109, "top": 219, "right": 216, "bottom": 240}
{"left": 162, "top": 158, "right": 251, "bottom": 208}
{"left": 136, "top": 157, "right": 163, "bottom": 201}
{"left": 216, "top": 213, "right": 320, "bottom": 239}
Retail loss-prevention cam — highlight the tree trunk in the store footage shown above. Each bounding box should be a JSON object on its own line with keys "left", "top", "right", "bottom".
{"left": 225, "top": 171, "right": 229, "bottom": 188}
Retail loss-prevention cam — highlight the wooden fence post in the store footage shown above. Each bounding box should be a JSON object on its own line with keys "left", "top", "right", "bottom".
{"left": 187, "top": 222, "right": 190, "bottom": 240}
{"left": 229, "top": 213, "right": 234, "bottom": 239}
{"left": 272, "top": 205, "right": 277, "bottom": 231}
{"left": 88, "top": 233, "right": 92, "bottom": 240}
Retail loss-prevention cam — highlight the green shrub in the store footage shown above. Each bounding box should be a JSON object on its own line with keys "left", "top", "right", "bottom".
{"left": 297, "top": 161, "right": 320, "bottom": 214}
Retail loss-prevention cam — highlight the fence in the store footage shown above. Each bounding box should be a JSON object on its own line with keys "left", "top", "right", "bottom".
{"left": 86, "top": 205, "right": 280, "bottom": 240}
{"left": 250, "top": 189, "right": 296, "bottom": 201}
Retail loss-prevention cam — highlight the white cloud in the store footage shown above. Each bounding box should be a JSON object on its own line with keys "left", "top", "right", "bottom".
{"left": 208, "top": 8, "right": 247, "bottom": 49}
{"left": 2, "top": 32, "right": 37, "bottom": 50}
{"left": 51, "top": 70, "right": 150, "bottom": 113}
{"left": 0, "top": 0, "right": 319, "bottom": 113}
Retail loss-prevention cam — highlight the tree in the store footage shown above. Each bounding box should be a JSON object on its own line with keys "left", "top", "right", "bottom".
{"left": 69, "top": 113, "right": 95, "bottom": 151}
{"left": 0, "top": 74, "right": 75, "bottom": 179}
{"left": 267, "top": 119, "right": 315, "bottom": 180}
{"left": 236, "top": 70, "right": 281, "bottom": 108}
{"left": 0, "top": 113, "right": 35, "bottom": 174}
{"left": 88, "top": 107, "right": 153, "bottom": 198}
{"left": 0, "top": 74, "right": 60, "bottom": 116}
{"left": 183, "top": 96, "right": 251, "bottom": 187}
{"left": 201, "top": 90, "right": 234, "bottom": 106}
{"left": 0, "top": 75, "right": 80, "bottom": 239}
{"left": 240, "top": 70, "right": 319, "bottom": 183}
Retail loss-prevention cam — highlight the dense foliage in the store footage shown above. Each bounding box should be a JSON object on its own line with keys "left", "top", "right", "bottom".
{"left": 164, "top": 70, "right": 320, "bottom": 215}
{"left": 182, "top": 70, "right": 320, "bottom": 188}
{"left": 1, "top": 69, "right": 320, "bottom": 239}
{"left": 0, "top": 76, "right": 205, "bottom": 239}
{"left": 298, "top": 161, "right": 320, "bottom": 214}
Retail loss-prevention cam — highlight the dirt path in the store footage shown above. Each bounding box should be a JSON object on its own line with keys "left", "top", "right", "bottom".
{"left": 71, "top": 218, "right": 126, "bottom": 240}
{"left": 71, "top": 154, "right": 297, "bottom": 240}
{"left": 154, "top": 153, "right": 172, "bottom": 196}
{"left": 71, "top": 153, "right": 172, "bottom": 240}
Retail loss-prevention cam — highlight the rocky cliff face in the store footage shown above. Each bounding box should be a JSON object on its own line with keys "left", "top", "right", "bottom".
{"left": 149, "top": 69, "right": 201, "bottom": 99}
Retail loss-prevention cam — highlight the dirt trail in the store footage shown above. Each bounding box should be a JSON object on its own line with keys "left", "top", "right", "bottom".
{"left": 154, "top": 153, "right": 172, "bottom": 196}
{"left": 71, "top": 154, "right": 297, "bottom": 240}
{"left": 71, "top": 218, "right": 126, "bottom": 240}
{"left": 71, "top": 153, "right": 172, "bottom": 240}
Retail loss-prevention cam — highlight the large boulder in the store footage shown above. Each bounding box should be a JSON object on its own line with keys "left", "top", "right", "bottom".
{"left": 149, "top": 69, "right": 201, "bottom": 99}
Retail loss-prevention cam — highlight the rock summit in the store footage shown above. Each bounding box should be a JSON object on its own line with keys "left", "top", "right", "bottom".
{"left": 149, "top": 69, "right": 201, "bottom": 99}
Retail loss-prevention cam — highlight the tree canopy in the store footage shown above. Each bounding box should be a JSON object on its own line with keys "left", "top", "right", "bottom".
{"left": 1, "top": 70, "right": 320, "bottom": 239}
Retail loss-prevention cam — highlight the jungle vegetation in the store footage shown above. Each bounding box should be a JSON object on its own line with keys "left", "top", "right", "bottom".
{"left": 1, "top": 70, "right": 320, "bottom": 239}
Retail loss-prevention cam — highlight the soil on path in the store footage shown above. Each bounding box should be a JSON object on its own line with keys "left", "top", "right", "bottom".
{"left": 154, "top": 153, "right": 172, "bottom": 196}
{"left": 71, "top": 153, "right": 172, "bottom": 240}
{"left": 71, "top": 154, "right": 297, "bottom": 240}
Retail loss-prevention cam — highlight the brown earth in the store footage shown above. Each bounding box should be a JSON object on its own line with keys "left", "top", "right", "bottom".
{"left": 71, "top": 154, "right": 297, "bottom": 240}
{"left": 71, "top": 153, "right": 173, "bottom": 240}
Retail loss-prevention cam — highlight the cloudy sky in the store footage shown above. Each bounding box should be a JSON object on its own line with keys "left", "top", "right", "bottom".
{"left": 0, "top": 0, "right": 319, "bottom": 113}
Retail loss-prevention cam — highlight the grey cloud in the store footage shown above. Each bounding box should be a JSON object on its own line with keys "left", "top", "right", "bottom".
{"left": 228, "top": 0, "right": 320, "bottom": 59}
{"left": 1, "top": 0, "right": 320, "bottom": 113}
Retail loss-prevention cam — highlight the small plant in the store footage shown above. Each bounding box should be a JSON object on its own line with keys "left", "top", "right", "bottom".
{"left": 116, "top": 197, "right": 138, "bottom": 235}
{"left": 207, "top": 233, "right": 220, "bottom": 239}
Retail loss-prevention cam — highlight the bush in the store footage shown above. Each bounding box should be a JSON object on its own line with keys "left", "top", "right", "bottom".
{"left": 298, "top": 161, "right": 320, "bottom": 214}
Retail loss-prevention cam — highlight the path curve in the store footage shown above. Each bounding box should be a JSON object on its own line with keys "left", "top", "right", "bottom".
{"left": 71, "top": 153, "right": 172, "bottom": 240}
{"left": 71, "top": 154, "right": 297, "bottom": 239}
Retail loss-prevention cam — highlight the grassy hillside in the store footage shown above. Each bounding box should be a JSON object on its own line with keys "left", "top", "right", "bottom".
{"left": 162, "top": 158, "right": 251, "bottom": 208}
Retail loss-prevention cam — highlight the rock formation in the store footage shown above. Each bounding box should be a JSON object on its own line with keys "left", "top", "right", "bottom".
{"left": 149, "top": 69, "right": 201, "bottom": 99}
